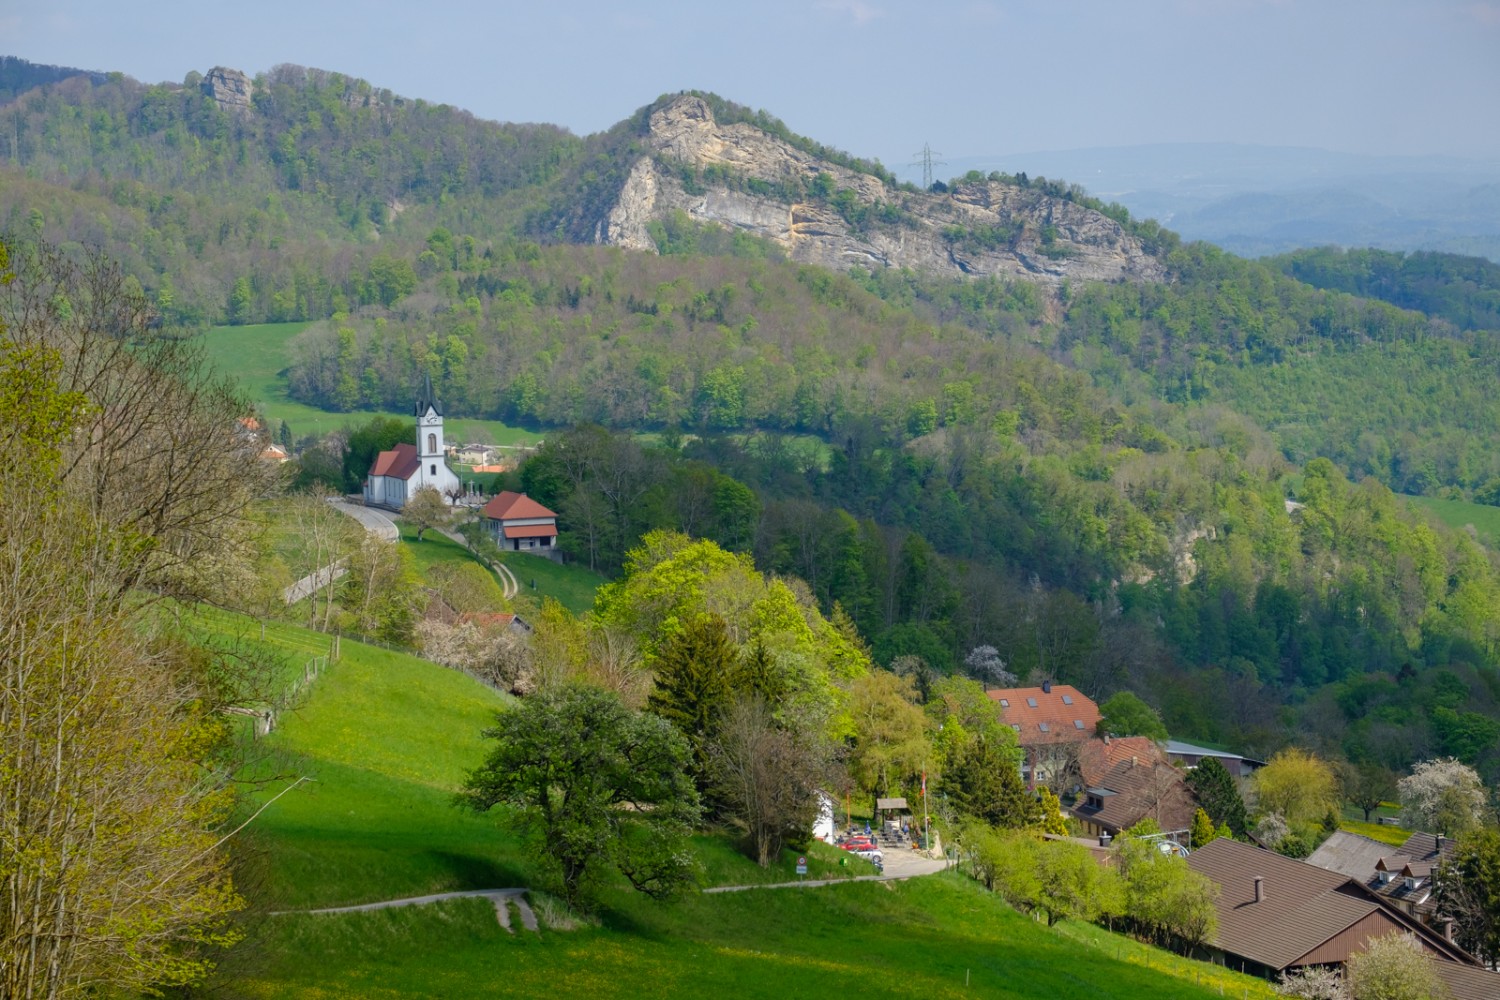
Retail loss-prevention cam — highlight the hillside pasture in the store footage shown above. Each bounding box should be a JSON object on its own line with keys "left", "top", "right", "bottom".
{"left": 1408, "top": 494, "right": 1500, "bottom": 548}
{"left": 198, "top": 321, "right": 541, "bottom": 445}
{"left": 226, "top": 616, "right": 1275, "bottom": 1000}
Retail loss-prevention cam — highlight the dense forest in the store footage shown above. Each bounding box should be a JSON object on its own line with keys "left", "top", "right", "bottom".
{"left": 7, "top": 59, "right": 1500, "bottom": 779}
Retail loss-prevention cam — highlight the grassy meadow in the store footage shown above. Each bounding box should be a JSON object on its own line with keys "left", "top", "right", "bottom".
{"left": 217, "top": 615, "right": 1275, "bottom": 1000}
{"left": 1407, "top": 494, "right": 1500, "bottom": 548}
{"left": 198, "top": 321, "right": 542, "bottom": 446}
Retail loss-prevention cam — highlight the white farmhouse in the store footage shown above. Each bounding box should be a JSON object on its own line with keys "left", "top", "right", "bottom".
{"left": 363, "top": 375, "right": 463, "bottom": 509}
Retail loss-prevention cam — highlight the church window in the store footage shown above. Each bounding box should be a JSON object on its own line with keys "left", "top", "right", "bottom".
{"left": 428, "top": 433, "right": 437, "bottom": 453}
{"left": 430, "top": 464, "right": 437, "bottom": 475}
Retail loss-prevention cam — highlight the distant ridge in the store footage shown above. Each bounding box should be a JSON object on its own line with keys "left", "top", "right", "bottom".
{"left": 0, "top": 55, "right": 110, "bottom": 105}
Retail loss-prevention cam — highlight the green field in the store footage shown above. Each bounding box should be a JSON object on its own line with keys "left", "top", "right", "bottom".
{"left": 497, "top": 550, "right": 609, "bottom": 615}
{"left": 1407, "top": 494, "right": 1500, "bottom": 548}
{"left": 198, "top": 322, "right": 542, "bottom": 445}
{"left": 221, "top": 617, "right": 1273, "bottom": 1000}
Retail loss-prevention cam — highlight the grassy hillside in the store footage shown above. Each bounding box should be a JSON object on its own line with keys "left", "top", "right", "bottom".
{"left": 199, "top": 321, "right": 541, "bottom": 445}
{"left": 1408, "top": 494, "right": 1500, "bottom": 547}
{"left": 222, "top": 615, "right": 1272, "bottom": 1000}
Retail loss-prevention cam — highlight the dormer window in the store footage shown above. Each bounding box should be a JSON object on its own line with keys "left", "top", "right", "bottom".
{"left": 1026, "top": 697, "right": 1039, "bottom": 708}
{"left": 1404, "top": 876, "right": 1420, "bottom": 890}
{"left": 1087, "top": 794, "right": 1103, "bottom": 809}
{"left": 1378, "top": 871, "right": 1393, "bottom": 884}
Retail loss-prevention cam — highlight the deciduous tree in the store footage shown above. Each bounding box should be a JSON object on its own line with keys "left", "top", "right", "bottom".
{"left": 1254, "top": 748, "right": 1339, "bottom": 827}
{"left": 403, "top": 484, "right": 452, "bottom": 542}
{"left": 459, "top": 685, "right": 701, "bottom": 909}
{"left": 1398, "top": 758, "right": 1489, "bottom": 839}
{"left": 1344, "top": 932, "right": 1451, "bottom": 1000}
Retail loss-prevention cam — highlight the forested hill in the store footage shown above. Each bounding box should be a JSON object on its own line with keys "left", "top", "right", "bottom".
{"left": 1267, "top": 246, "right": 1500, "bottom": 333}
{"left": 0, "top": 55, "right": 106, "bottom": 103}
{"left": 5, "top": 59, "right": 1500, "bottom": 495}
{"left": 8, "top": 57, "right": 1500, "bottom": 776}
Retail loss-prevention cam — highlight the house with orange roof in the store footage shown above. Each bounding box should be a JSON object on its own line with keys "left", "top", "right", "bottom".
{"left": 481, "top": 491, "right": 559, "bottom": 558}
{"left": 987, "top": 682, "right": 1102, "bottom": 787}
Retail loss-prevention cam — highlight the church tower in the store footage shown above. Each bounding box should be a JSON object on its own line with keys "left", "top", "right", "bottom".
{"left": 415, "top": 372, "right": 447, "bottom": 486}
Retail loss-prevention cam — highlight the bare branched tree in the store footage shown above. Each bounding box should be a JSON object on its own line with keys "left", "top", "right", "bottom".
{"left": 706, "top": 695, "right": 840, "bottom": 867}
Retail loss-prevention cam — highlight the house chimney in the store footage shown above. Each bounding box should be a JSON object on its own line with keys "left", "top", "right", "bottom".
{"left": 1099, "top": 832, "right": 1112, "bottom": 848}
{"left": 1254, "top": 876, "right": 1265, "bottom": 903}
{"left": 1442, "top": 918, "right": 1455, "bottom": 943}
{"left": 1104, "top": 733, "right": 1112, "bottom": 746}
{"left": 1042, "top": 680, "right": 1052, "bottom": 694}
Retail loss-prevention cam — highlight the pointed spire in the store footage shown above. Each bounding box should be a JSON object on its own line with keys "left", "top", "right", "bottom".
{"left": 415, "top": 371, "right": 442, "bottom": 417}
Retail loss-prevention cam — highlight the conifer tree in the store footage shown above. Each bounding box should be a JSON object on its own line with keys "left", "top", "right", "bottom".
{"left": 1187, "top": 757, "right": 1249, "bottom": 836}
{"left": 647, "top": 613, "right": 739, "bottom": 785}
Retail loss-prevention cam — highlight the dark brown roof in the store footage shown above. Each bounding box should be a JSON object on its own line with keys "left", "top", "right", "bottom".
{"left": 370, "top": 442, "right": 420, "bottom": 480}
{"left": 1186, "top": 838, "right": 1474, "bottom": 971}
{"left": 1432, "top": 958, "right": 1500, "bottom": 1000}
{"left": 987, "top": 684, "right": 1100, "bottom": 745}
{"left": 1069, "top": 758, "right": 1199, "bottom": 835}
{"left": 482, "top": 491, "right": 558, "bottom": 522}
{"left": 1397, "top": 832, "right": 1458, "bottom": 864}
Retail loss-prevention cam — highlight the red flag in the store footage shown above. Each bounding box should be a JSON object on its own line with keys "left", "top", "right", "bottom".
{"left": 921, "top": 772, "right": 927, "bottom": 797}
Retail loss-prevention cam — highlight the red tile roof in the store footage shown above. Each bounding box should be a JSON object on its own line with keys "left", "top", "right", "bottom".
{"left": 482, "top": 491, "right": 557, "bottom": 521}
{"left": 1076, "top": 736, "right": 1166, "bottom": 787}
{"left": 370, "top": 442, "right": 420, "bottom": 480}
{"left": 503, "top": 523, "right": 557, "bottom": 539}
{"left": 987, "top": 685, "right": 1100, "bottom": 744}
{"left": 458, "top": 612, "right": 516, "bottom": 630}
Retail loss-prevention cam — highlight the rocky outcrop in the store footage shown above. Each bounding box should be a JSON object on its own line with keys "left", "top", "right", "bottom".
{"left": 599, "top": 95, "right": 1167, "bottom": 286}
{"left": 201, "top": 67, "right": 253, "bottom": 113}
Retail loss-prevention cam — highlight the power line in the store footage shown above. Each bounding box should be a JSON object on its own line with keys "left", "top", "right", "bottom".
{"left": 909, "top": 142, "right": 946, "bottom": 190}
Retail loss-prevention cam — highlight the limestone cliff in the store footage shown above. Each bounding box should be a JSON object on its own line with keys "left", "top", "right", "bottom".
{"left": 201, "top": 67, "right": 253, "bottom": 113}
{"left": 597, "top": 95, "right": 1166, "bottom": 286}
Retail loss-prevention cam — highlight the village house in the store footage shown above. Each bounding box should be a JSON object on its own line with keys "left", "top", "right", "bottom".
{"left": 363, "top": 376, "right": 463, "bottom": 509}
{"left": 1308, "top": 830, "right": 1459, "bottom": 927}
{"left": 986, "top": 682, "right": 1101, "bottom": 787}
{"left": 1068, "top": 752, "right": 1200, "bottom": 842}
{"left": 1185, "top": 837, "right": 1492, "bottom": 999}
{"left": 481, "top": 491, "right": 559, "bottom": 558}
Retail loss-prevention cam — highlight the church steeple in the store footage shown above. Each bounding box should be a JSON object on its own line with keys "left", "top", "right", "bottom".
{"left": 415, "top": 372, "right": 442, "bottom": 418}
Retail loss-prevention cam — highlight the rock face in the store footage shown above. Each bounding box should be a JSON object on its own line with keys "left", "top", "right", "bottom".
{"left": 201, "top": 67, "right": 253, "bottom": 113}
{"left": 598, "top": 96, "right": 1167, "bottom": 286}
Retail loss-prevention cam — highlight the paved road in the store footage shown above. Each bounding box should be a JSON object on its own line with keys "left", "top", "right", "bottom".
{"left": 281, "top": 560, "right": 347, "bottom": 605}
{"left": 279, "top": 889, "right": 538, "bottom": 933}
{"left": 331, "top": 500, "right": 399, "bottom": 541}
{"left": 434, "top": 526, "right": 519, "bottom": 600}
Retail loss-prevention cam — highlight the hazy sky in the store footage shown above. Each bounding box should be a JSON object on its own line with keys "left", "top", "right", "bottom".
{"left": 6, "top": 0, "right": 1500, "bottom": 173}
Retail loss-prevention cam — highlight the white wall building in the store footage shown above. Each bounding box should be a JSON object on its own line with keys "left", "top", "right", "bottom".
{"left": 363, "top": 375, "right": 463, "bottom": 509}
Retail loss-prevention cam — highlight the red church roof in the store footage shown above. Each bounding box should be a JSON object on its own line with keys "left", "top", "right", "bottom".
{"left": 482, "top": 491, "right": 557, "bottom": 521}
{"left": 370, "top": 442, "right": 420, "bottom": 480}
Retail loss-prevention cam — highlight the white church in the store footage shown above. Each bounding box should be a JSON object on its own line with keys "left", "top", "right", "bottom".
{"left": 363, "top": 374, "right": 463, "bottom": 509}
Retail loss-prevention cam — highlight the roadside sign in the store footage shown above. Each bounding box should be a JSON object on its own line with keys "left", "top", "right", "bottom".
{"left": 796, "top": 857, "right": 807, "bottom": 875}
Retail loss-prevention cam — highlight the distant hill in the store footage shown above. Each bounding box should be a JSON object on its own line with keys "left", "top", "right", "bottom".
{"left": 945, "top": 143, "right": 1500, "bottom": 262}
{"left": 0, "top": 55, "right": 107, "bottom": 104}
